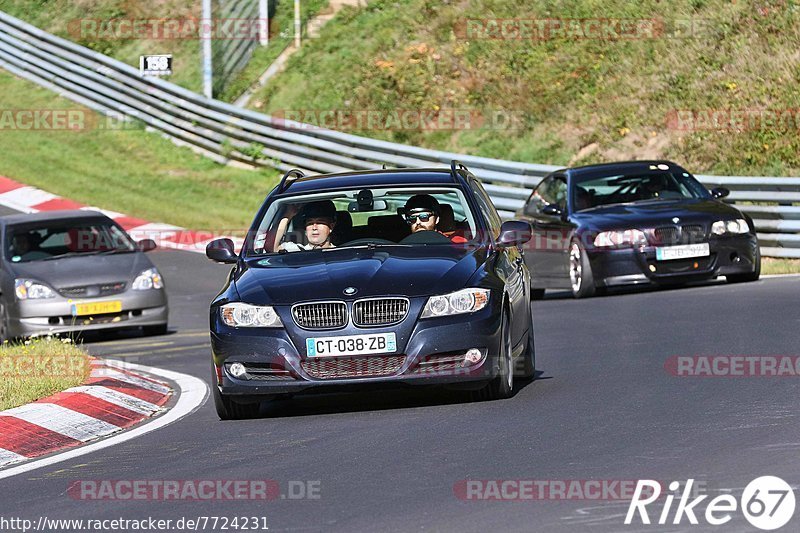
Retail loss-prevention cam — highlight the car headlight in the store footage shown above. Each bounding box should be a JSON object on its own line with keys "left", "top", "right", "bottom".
{"left": 421, "top": 288, "right": 490, "bottom": 318}
{"left": 711, "top": 218, "right": 749, "bottom": 235}
{"left": 593, "top": 229, "right": 648, "bottom": 248}
{"left": 14, "top": 279, "right": 56, "bottom": 300}
{"left": 132, "top": 268, "right": 164, "bottom": 290}
{"left": 220, "top": 302, "right": 283, "bottom": 328}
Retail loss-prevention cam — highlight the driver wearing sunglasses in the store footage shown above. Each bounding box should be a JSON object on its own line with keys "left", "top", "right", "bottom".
{"left": 403, "top": 194, "right": 468, "bottom": 243}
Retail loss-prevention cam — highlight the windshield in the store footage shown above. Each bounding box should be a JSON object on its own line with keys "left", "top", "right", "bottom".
{"left": 249, "top": 187, "right": 478, "bottom": 256}
{"left": 572, "top": 170, "right": 710, "bottom": 212}
{"left": 5, "top": 220, "right": 136, "bottom": 263}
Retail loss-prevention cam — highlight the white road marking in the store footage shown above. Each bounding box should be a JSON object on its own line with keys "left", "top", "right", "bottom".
{"left": 0, "top": 448, "right": 26, "bottom": 468}
{"left": 63, "top": 386, "right": 161, "bottom": 415}
{"left": 0, "top": 186, "right": 56, "bottom": 211}
{"left": 90, "top": 367, "right": 171, "bottom": 394}
{"left": 0, "top": 362, "right": 208, "bottom": 479}
{"left": 1, "top": 404, "right": 120, "bottom": 442}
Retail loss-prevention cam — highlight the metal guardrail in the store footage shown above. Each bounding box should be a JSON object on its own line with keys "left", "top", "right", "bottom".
{"left": 0, "top": 10, "right": 798, "bottom": 258}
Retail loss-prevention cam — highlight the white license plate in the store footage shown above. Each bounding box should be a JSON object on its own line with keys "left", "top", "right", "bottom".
{"left": 306, "top": 332, "right": 397, "bottom": 357}
{"left": 656, "top": 243, "right": 710, "bottom": 261}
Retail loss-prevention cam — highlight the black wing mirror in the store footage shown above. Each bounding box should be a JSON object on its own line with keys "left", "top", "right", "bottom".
{"left": 206, "top": 238, "right": 238, "bottom": 264}
{"left": 710, "top": 187, "right": 730, "bottom": 199}
{"left": 136, "top": 239, "right": 157, "bottom": 252}
{"left": 541, "top": 204, "right": 564, "bottom": 217}
{"left": 496, "top": 221, "right": 532, "bottom": 247}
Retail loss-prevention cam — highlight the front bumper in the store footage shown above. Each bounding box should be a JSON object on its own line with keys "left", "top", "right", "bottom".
{"left": 588, "top": 234, "right": 759, "bottom": 287}
{"left": 7, "top": 289, "right": 168, "bottom": 338}
{"left": 211, "top": 299, "right": 504, "bottom": 398}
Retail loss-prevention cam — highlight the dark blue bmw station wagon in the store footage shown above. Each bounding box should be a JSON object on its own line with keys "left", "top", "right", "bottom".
{"left": 206, "top": 162, "right": 535, "bottom": 419}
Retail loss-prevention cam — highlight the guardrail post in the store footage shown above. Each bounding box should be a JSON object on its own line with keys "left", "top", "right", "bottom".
{"left": 201, "top": 0, "right": 213, "bottom": 98}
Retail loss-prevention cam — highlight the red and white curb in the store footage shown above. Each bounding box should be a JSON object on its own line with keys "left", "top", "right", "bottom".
{"left": 0, "top": 360, "right": 208, "bottom": 479}
{"left": 0, "top": 175, "right": 243, "bottom": 253}
{"left": 0, "top": 359, "right": 171, "bottom": 468}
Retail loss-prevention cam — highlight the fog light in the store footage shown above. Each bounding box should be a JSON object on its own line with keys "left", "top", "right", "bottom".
{"left": 229, "top": 363, "right": 247, "bottom": 378}
{"left": 649, "top": 264, "right": 657, "bottom": 272}
{"left": 463, "top": 348, "right": 483, "bottom": 366}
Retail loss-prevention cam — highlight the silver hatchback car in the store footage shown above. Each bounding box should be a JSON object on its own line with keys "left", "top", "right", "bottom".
{"left": 0, "top": 210, "right": 168, "bottom": 340}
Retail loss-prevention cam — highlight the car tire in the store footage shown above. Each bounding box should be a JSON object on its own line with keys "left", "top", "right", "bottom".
{"left": 726, "top": 246, "right": 761, "bottom": 283}
{"left": 530, "top": 288, "right": 545, "bottom": 300}
{"left": 0, "top": 300, "right": 9, "bottom": 344}
{"left": 143, "top": 324, "right": 168, "bottom": 336}
{"left": 517, "top": 309, "right": 536, "bottom": 380}
{"left": 212, "top": 368, "right": 260, "bottom": 420}
{"left": 475, "top": 312, "right": 514, "bottom": 401}
{"left": 569, "top": 240, "right": 596, "bottom": 298}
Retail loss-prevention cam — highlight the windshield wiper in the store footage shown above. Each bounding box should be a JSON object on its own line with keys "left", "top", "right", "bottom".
{"left": 42, "top": 249, "right": 131, "bottom": 261}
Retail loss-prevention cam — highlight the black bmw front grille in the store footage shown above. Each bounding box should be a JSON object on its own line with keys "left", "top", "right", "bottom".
{"left": 352, "top": 298, "right": 409, "bottom": 327}
{"left": 301, "top": 356, "right": 406, "bottom": 379}
{"left": 651, "top": 225, "right": 707, "bottom": 245}
{"left": 292, "top": 302, "right": 348, "bottom": 329}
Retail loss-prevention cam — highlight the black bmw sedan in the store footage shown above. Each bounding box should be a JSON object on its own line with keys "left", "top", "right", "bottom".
{"left": 206, "top": 162, "right": 535, "bottom": 419}
{"left": 516, "top": 161, "right": 760, "bottom": 298}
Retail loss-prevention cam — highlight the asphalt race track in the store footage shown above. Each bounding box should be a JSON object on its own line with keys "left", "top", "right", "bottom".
{"left": 1, "top": 212, "right": 800, "bottom": 531}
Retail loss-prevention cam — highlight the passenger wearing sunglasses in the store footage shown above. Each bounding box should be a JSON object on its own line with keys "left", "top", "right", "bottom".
{"left": 403, "top": 195, "right": 468, "bottom": 243}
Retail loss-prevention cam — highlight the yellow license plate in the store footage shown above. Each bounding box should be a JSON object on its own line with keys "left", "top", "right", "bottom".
{"left": 71, "top": 301, "right": 123, "bottom": 317}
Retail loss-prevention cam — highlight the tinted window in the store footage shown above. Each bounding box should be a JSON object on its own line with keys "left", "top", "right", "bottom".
{"left": 470, "top": 179, "right": 502, "bottom": 238}
{"left": 6, "top": 220, "right": 135, "bottom": 263}
{"left": 572, "top": 170, "right": 710, "bottom": 211}
{"left": 525, "top": 176, "right": 567, "bottom": 215}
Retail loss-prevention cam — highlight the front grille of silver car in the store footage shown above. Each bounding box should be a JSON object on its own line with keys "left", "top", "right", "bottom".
{"left": 58, "top": 282, "right": 127, "bottom": 298}
{"left": 352, "top": 298, "right": 409, "bottom": 327}
{"left": 292, "top": 301, "right": 348, "bottom": 329}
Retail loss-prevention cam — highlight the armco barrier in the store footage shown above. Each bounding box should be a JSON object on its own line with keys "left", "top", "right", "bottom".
{"left": 0, "top": 10, "right": 798, "bottom": 258}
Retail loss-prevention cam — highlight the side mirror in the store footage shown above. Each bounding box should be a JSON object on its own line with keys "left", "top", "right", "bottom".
{"left": 136, "top": 239, "right": 157, "bottom": 252}
{"left": 206, "top": 238, "right": 238, "bottom": 264}
{"left": 541, "top": 204, "right": 564, "bottom": 217}
{"left": 710, "top": 187, "right": 730, "bottom": 199}
{"left": 496, "top": 220, "right": 532, "bottom": 247}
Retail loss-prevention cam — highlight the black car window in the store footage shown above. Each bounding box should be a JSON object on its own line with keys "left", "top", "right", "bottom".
{"left": 572, "top": 169, "right": 710, "bottom": 211}
{"left": 551, "top": 177, "right": 568, "bottom": 209}
{"left": 5, "top": 221, "right": 135, "bottom": 263}
{"left": 469, "top": 179, "right": 502, "bottom": 239}
{"left": 525, "top": 176, "right": 566, "bottom": 215}
{"left": 250, "top": 187, "right": 479, "bottom": 255}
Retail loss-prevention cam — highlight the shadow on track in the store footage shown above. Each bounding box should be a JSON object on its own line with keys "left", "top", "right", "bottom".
{"left": 248, "top": 372, "right": 548, "bottom": 419}
{"left": 540, "top": 277, "right": 729, "bottom": 301}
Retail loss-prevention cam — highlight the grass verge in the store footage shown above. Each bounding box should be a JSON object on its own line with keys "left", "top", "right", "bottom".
{"left": 251, "top": 0, "right": 800, "bottom": 176}
{"left": 0, "top": 70, "right": 278, "bottom": 231}
{"left": 0, "top": 338, "right": 89, "bottom": 411}
{"left": 762, "top": 258, "right": 800, "bottom": 276}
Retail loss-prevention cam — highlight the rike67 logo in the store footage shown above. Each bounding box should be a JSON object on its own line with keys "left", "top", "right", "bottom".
{"left": 625, "top": 477, "right": 795, "bottom": 530}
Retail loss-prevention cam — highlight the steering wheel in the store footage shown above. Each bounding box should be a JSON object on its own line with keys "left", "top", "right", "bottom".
{"left": 339, "top": 238, "right": 396, "bottom": 247}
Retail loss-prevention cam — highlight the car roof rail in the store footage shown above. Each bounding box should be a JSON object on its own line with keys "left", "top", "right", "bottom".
{"left": 450, "top": 160, "right": 470, "bottom": 181}
{"left": 277, "top": 169, "right": 306, "bottom": 193}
